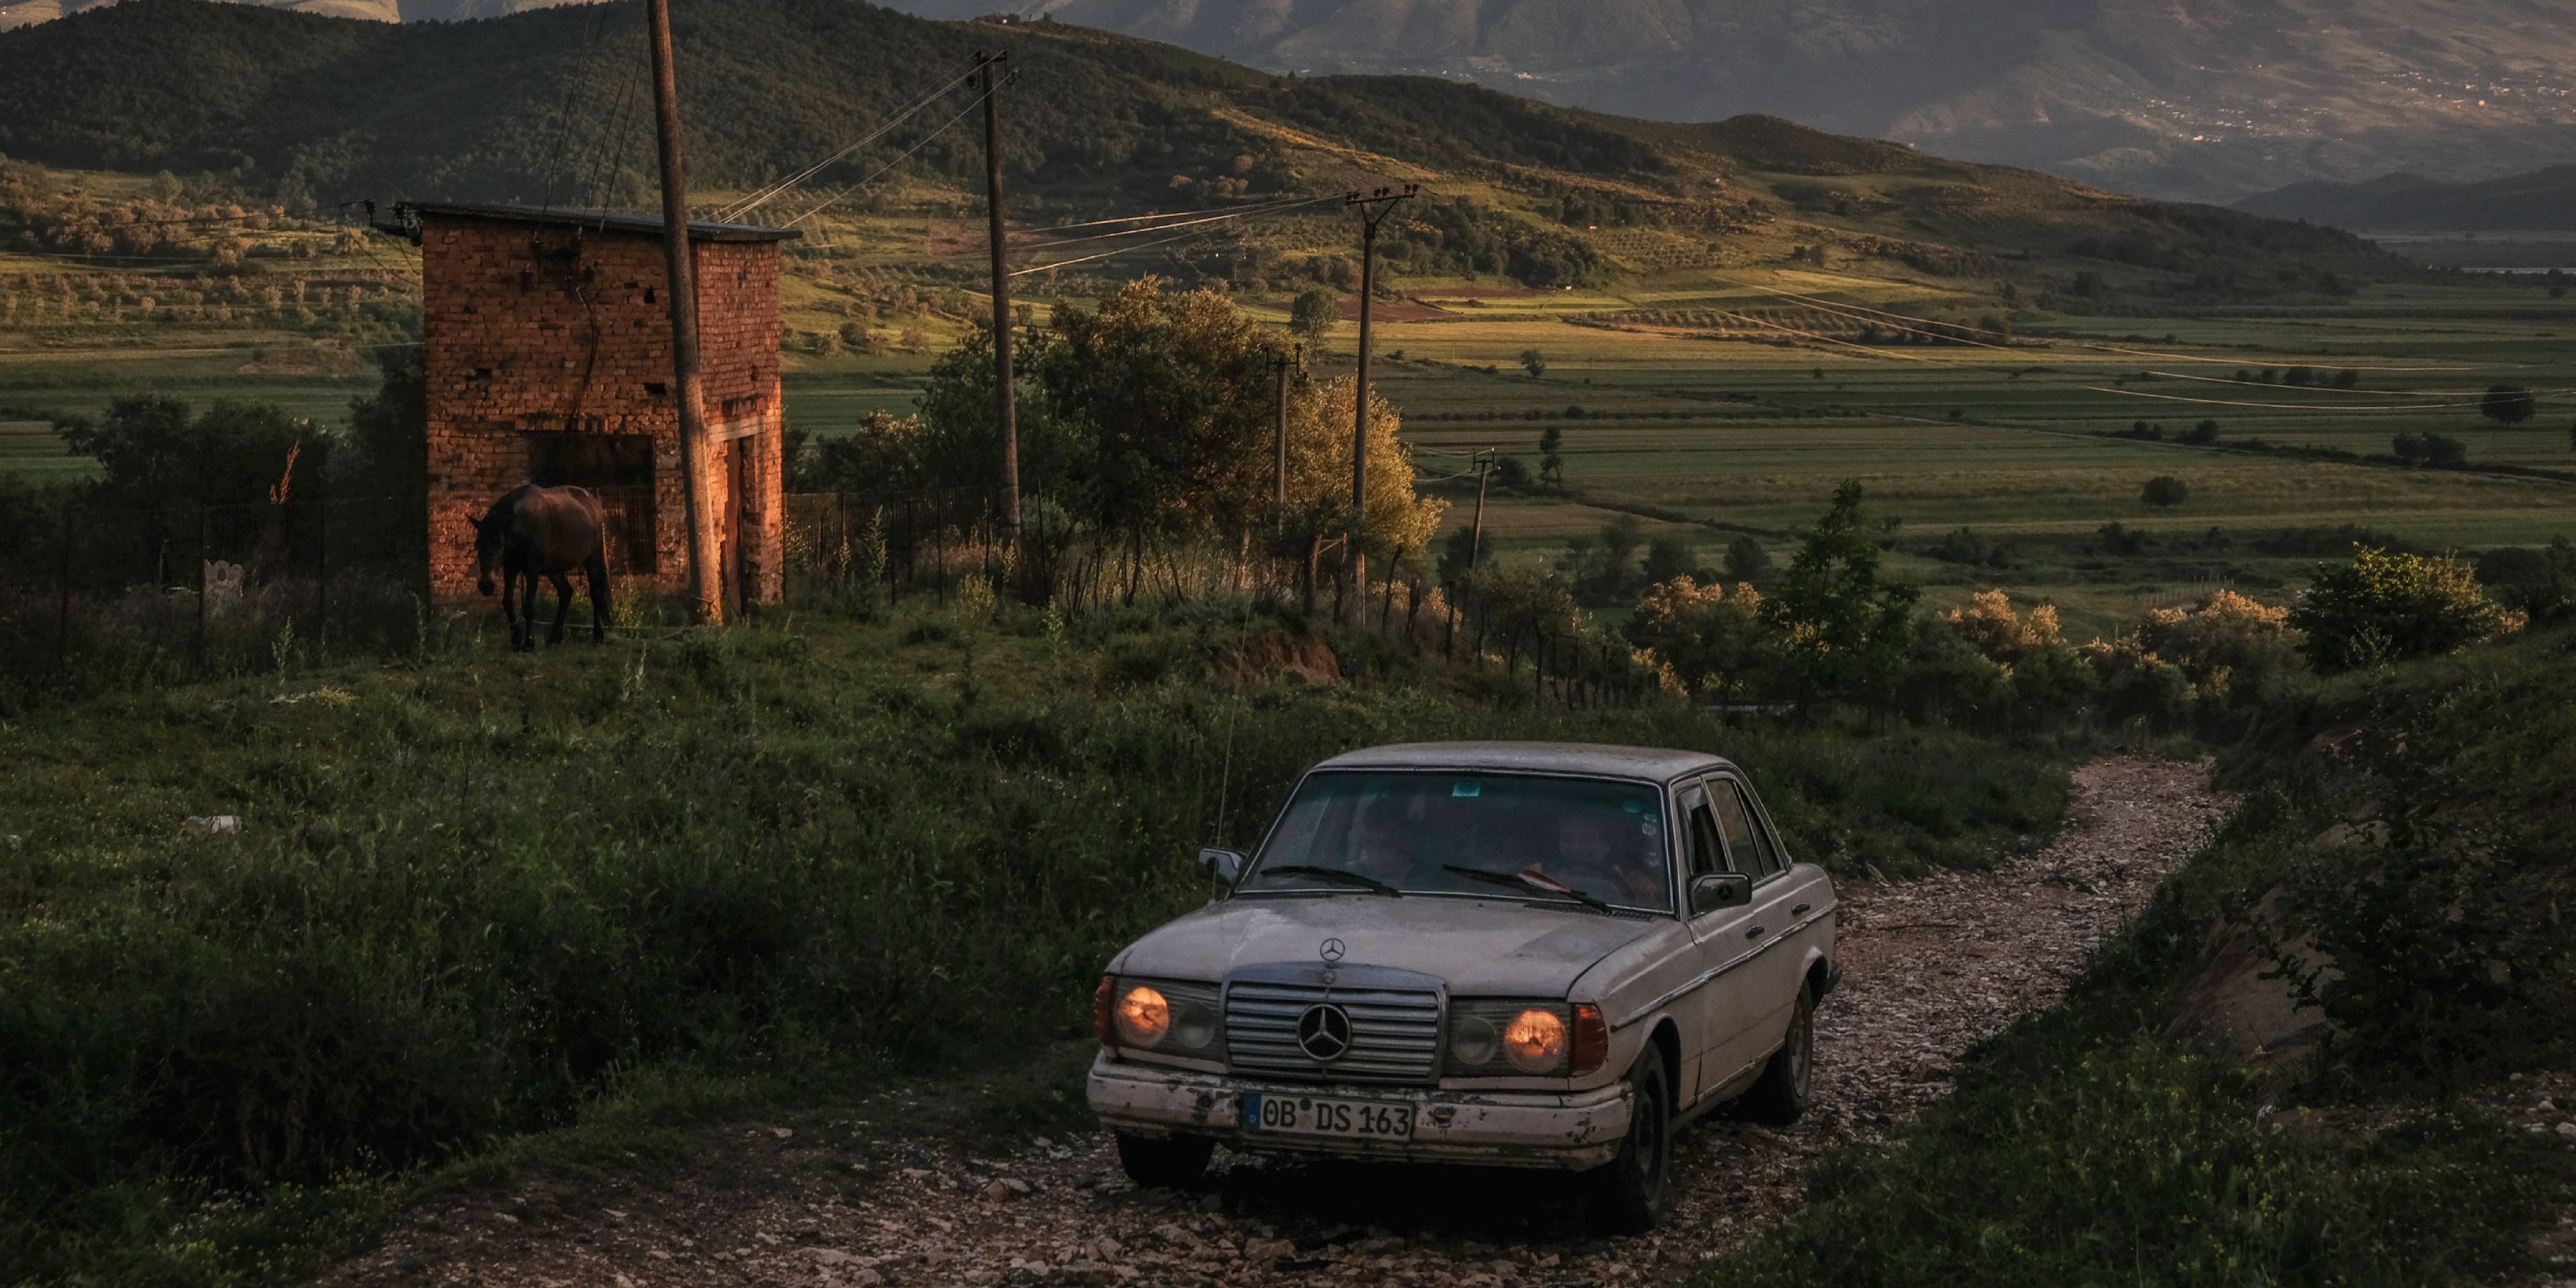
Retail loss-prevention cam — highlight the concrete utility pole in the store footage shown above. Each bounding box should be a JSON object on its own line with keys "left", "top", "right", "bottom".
{"left": 978, "top": 50, "right": 1021, "bottom": 548}
{"left": 1342, "top": 184, "right": 1416, "bottom": 621}
{"left": 645, "top": 0, "right": 722, "bottom": 625}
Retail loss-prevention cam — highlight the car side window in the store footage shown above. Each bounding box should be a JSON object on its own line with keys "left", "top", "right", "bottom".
{"left": 1710, "top": 779, "right": 1781, "bottom": 880}
{"left": 1685, "top": 797, "right": 1726, "bottom": 879}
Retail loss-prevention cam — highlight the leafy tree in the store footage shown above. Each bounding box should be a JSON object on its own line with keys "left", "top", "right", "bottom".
{"left": 1557, "top": 514, "right": 1646, "bottom": 606}
{"left": 1642, "top": 535, "right": 1695, "bottom": 586}
{"left": 1519, "top": 348, "right": 1547, "bottom": 379}
{"left": 2481, "top": 384, "right": 2537, "bottom": 426}
{"left": 2141, "top": 475, "right": 2190, "bottom": 508}
{"left": 1289, "top": 287, "right": 1340, "bottom": 347}
{"left": 1435, "top": 522, "right": 1492, "bottom": 586}
{"left": 1626, "top": 576, "right": 1777, "bottom": 699}
{"left": 2290, "top": 546, "right": 2521, "bottom": 672}
{"left": 1538, "top": 425, "right": 1565, "bottom": 488}
{"left": 1723, "top": 536, "right": 1774, "bottom": 586}
{"left": 2474, "top": 537, "right": 2576, "bottom": 625}
{"left": 1492, "top": 455, "right": 1533, "bottom": 491}
{"left": 59, "top": 395, "right": 323, "bottom": 581}
{"left": 1763, "top": 480, "right": 1918, "bottom": 710}
{"left": 2181, "top": 419, "right": 2220, "bottom": 446}
{"left": 2392, "top": 431, "right": 2468, "bottom": 469}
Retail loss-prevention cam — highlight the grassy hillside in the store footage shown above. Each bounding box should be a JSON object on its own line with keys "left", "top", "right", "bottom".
{"left": 881, "top": 0, "right": 2576, "bottom": 204}
{"left": 2239, "top": 164, "right": 2576, "bottom": 234}
{"left": 0, "top": 0, "right": 2408, "bottom": 306}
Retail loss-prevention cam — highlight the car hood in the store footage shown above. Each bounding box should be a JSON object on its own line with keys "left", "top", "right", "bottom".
{"left": 1110, "top": 894, "right": 1659, "bottom": 997}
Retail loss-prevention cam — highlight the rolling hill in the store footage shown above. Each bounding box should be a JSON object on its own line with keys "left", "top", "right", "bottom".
{"left": 0, "top": 0, "right": 586, "bottom": 29}
{"left": 0, "top": 0, "right": 2410, "bottom": 308}
{"left": 2237, "top": 165, "right": 2576, "bottom": 234}
{"left": 873, "top": 0, "right": 2576, "bottom": 204}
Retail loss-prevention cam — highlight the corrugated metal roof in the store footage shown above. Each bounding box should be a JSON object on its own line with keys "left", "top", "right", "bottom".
{"left": 409, "top": 202, "right": 800, "bottom": 243}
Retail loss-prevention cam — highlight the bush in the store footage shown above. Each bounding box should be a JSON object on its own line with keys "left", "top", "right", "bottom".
{"left": 2140, "top": 475, "right": 2190, "bottom": 508}
{"left": 2391, "top": 431, "right": 2468, "bottom": 469}
{"left": 2289, "top": 547, "right": 2521, "bottom": 672}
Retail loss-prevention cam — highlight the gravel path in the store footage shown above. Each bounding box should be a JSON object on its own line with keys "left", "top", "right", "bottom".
{"left": 327, "top": 756, "right": 2230, "bottom": 1288}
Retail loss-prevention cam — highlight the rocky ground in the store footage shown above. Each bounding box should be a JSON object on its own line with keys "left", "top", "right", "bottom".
{"left": 323, "top": 756, "right": 2231, "bottom": 1288}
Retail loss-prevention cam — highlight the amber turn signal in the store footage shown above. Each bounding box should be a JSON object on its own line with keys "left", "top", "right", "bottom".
{"left": 1092, "top": 974, "right": 1117, "bottom": 1048}
{"left": 1571, "top": 1003, "right": 1609, "bottom": 1076}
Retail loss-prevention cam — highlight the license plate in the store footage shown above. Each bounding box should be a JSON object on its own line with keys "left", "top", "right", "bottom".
{"left": 1240, "top": 1093, "right": 1416, "bottom": 1141}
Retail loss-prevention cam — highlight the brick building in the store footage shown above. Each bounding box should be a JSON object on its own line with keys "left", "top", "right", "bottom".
{"left": 407, "top": 203, "right": 797, "bottom": 608}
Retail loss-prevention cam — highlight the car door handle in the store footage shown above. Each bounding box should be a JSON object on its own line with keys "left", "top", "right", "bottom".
{"left": 1793, "top": 903, "right": 1812, "bottom": 916}
{"left": 1745, "top": 925, "right": 1766, "bottom": 940}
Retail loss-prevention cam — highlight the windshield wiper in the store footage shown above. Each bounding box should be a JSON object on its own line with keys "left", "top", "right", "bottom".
{"left": 1256, "top": 864, "right": 1404, "bottom": 897}
{"left": 1443, "top": 864, "right": 1615, "bottom": 914}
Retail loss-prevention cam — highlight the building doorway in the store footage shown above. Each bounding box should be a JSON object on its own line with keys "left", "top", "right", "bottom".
{"left": 523, "top": 432, "right": 656, "bottom": 575}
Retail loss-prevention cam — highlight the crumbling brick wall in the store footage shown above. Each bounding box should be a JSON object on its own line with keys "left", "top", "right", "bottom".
{"left": 421, "top": 211, "right": 785, "bottom": 607}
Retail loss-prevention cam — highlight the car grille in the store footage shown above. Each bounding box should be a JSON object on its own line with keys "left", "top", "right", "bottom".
{"left": 1224, "top": 981, "right": 1443, "bottom": 1084}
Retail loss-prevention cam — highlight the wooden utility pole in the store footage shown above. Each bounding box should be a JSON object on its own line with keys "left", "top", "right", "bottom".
{"left": 978, "top": 50, "right": 1021, "bottom": 547}
{"left": 1468, "top": 448, "right": 1494, "bottom": 574}
{"left": 1342, "top": 185, "right": 1415, "bottom": 621}
{"left": 645, "top": 0, "right": 721, "bottom": 625}
{"left": 1273, "top": 344, "right": 1299, "bottom": 533}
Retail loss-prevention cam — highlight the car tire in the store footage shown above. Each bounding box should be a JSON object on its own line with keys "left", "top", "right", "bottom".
{"left": 1582, "top": 1050, "right": 1673, "bottom": 1235}
{"left": 1113, "top": 1131, "right": 1213, "bottom": 1188}
{"left": 1741, "top": 983, "right": 1816, "bottom": 1126}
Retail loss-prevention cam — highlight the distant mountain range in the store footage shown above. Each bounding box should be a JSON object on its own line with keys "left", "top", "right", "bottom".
{"left": 0, "top": 0, "right": 583, "bottom": 28}
{"left": 873, "top": 0, "right": 2576, "bottom": 204}
{"left": 2237, "top": 166, "right": 2576, "bottom": 233}
{"left": 8, "top": 0, "right": 2570, "bottom": 204}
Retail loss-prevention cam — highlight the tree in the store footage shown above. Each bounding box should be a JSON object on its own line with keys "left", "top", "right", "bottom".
{"left": 1723, "top": 536, "right": 1774, "bottom": 586}
{"left": 2141, "top": 475, "right": 2190, "bottom": 508}
{"left": 2392, "top": 431, "right": 2468, "bottom": 469}
{"left": 2481, "top": 384, "right": 2537, "bottom": 426}
{"left": 1642, "top": 535, "right": 1695, "bottom": 586}
{"left": 1538, "top": 426, "right": 1565, "bottom": 488}
{"left": 2291, "top": 547, "right": 2521, "bottom": 672}
{"left": 1290, "top": 287, "right": 1340, "bottom": 347}
{"left": 2181, "top": 419, "right": 2220, "bottom": 446}
{"left": 1627, "top": 576, "right": 1776, "bottom": 700}
{"left": 1034, "top": 281, "right": 1439, "bottom": 554}
{"left": 59, "top": 395, "right": 325, "bottom": 583}
{"left": 1519, "top": 348, "right": 1547, "bottom": 379}
{"left": 1435, "top": 522, "right": 1492, "bottom": 585}
{"left": 1762, "top": 480, "right": 1918, "bottom": 710}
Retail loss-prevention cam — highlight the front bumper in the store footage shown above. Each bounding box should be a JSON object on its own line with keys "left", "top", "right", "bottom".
{"left": 1086, "top": 1054, "right": 1633, "bottom": 1170}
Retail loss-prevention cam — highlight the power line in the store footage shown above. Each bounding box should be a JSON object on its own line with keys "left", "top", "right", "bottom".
{"left": 777, "top": 85, "right": 997, "bottom": 229}
{"left": 717, "top": 67, "right": 984, "bottom": 223}
{"left": 1007, "top": 196, "right": 1336, "bottom": 276}
{"left": 1011, "top": 196, "right": 1332, "bottom": 254}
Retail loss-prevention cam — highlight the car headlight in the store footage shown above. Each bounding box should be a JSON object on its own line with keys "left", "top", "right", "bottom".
{"left": 1094, "top": 976, "right": 1224, "bottom": 1059}
{"left": 1448, "top": 999, "right": 1610, "bottom": 1077}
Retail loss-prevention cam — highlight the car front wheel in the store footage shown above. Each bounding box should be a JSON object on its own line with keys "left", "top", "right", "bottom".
{"left": 1113, "top": 1131, "right": 1213, "bottom": 1188}
{"left": 1582, "top": 1050, "right": 1673, "bottom": 1235}
{"left": 1741, "top": 982, "right": 1815, "bottom": 1125}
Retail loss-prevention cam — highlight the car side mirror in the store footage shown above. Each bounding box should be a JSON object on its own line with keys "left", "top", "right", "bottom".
{"left": 1690, "top": 873, "right": 1752, "bottom": 914}
{"left": 1197, "top": 848, "right": 1247, "bottom": 887}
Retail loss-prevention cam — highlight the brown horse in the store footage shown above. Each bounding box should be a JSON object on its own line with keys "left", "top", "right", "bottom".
{"left": 473, "top": 484, "right": 611, "bottom": 650}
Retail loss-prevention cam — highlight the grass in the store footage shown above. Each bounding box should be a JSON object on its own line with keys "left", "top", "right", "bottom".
{"left": 0, "top": 596, "right": 2084, "bottom": 1285}
{"left": 1702, "top": 621, "right": 2576, "bottom": 1287}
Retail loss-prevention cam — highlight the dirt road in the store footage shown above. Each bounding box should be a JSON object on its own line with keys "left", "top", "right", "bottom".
{"left": 328, "top": 757, "right": 2230, "bottom": 1288}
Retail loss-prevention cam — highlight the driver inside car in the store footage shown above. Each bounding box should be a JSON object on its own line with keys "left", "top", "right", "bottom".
{"left": 1541, "top": 810, "right": 1665, "bottom": 905}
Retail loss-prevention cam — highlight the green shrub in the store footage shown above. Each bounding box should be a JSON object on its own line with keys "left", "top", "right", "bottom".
{"left": 2289, "top": 547, "right": 2520, "bottom": 672}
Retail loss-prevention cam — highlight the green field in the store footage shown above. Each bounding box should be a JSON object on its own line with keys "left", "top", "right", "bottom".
{"left": 8, "top": 164, "right": 2574, "bottom": 645}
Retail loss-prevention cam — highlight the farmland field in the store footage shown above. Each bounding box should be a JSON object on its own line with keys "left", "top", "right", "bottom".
{"left": 6, "top": 193, "right": 2574, "bottom": 641}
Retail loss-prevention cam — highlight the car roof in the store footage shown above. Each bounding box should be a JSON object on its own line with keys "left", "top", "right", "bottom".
{"left": 1310, "top": 741, "right": 1734, "bottom": 784}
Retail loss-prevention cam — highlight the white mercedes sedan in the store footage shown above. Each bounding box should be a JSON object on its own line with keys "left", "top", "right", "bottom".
{"left": 1085, "top": 742, "right": 1841, "bottom": 1233}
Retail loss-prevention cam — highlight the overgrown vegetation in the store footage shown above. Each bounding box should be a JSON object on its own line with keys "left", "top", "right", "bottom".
{"left": 0, "top": 597, "right": 2081, "bottom": 1284}
{"left": 1706, "top": 621, "right": 2576, "bottom": 1287}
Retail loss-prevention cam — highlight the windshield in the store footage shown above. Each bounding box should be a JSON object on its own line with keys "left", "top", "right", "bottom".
{"left": 1244, "top": 771, "right": 1674, "bottom": 913}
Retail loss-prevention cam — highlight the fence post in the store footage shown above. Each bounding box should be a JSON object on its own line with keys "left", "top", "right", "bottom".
{"left": 55, "top": 498, "right": 73, "bottom": 671}
{"left": 194, "top": 505, "right": 209, "bottom": 668}
{"left": 315, "top": 488, "right": 329, "bottom": 653}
